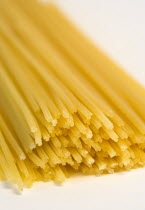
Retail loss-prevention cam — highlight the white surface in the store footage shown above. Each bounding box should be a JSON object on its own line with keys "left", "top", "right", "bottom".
{"left": 1, "top": 169, "right": 145, "bottom": 210}
{"left": 1, "top": 0, "right": 145, "bottom": 209}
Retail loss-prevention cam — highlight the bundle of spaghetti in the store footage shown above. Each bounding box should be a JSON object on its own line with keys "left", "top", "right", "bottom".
{"left": 0, "top": 0, "right": 145, "bottom": 191}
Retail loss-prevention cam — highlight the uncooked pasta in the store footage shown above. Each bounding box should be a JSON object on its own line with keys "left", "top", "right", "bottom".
{"left": 0, "top": 0, "right": 145, "bottom": 190}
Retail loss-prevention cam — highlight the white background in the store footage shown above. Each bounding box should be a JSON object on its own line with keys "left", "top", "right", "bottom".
{"left": 1, "top": 0, "right": 145, "bottom": 209}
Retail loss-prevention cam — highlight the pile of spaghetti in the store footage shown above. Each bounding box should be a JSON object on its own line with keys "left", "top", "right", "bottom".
{"left": 1, "top": 0, "right": 145, "bottom": 190}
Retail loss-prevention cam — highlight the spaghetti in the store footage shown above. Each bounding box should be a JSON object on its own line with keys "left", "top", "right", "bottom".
{"left": 0, "top": 0, "right": 145, "bottom": 190}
